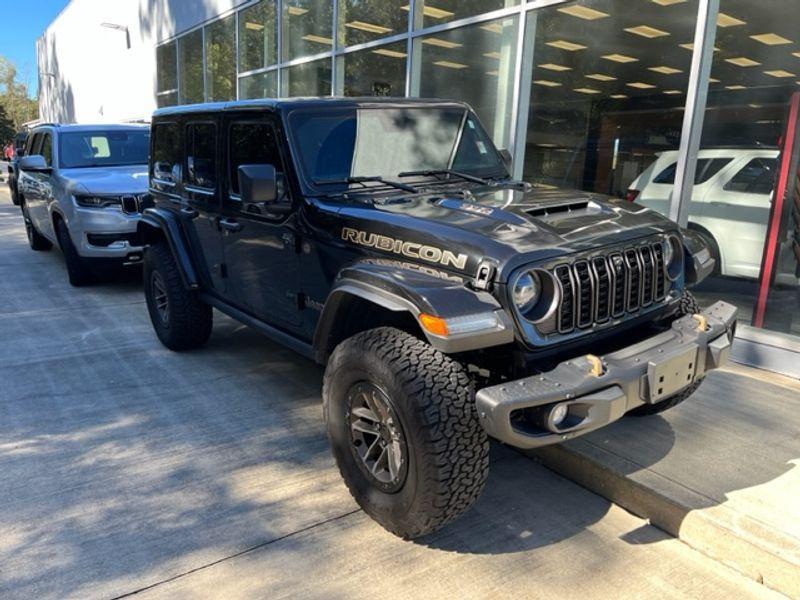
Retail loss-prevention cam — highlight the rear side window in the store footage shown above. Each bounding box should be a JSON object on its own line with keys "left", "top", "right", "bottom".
{"left": 185, "top": 123, "right": 217, "bottom": 190}
{"left": 228, "top": 122, "right": 283, "bottom": 195}
{"left": 151, "top": 122, "right": 181, "bottom": 184}
{"left": 724, "top": 158, "right": 778, "bottom": 195}
{"left": 653, "top": 158, "right": 732, "bottom": 185}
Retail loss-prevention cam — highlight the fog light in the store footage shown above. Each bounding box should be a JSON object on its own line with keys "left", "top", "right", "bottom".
{"left": 549, "top": 402, "right": 569, "bottom": 429}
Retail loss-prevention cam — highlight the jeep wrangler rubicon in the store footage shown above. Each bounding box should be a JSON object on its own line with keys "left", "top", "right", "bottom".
{"left": 139, "top": 98, "right": 736, "bottom": 539}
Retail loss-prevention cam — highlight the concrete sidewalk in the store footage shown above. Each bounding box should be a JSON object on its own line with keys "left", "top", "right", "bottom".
{"left": 535, "top": 364, "right": 800, "bottom": 597}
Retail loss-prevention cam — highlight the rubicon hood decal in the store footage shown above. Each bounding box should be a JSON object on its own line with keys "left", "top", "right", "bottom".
{"left": 341, "top": 227, "right": 468, "bottom": 270}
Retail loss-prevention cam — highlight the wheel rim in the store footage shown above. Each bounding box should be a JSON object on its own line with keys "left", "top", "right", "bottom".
{"left": 347, "top": 382, "right": 409, "bottom": 493}
{"left": 151, "top": 271, "right": 170, "bottom": 325}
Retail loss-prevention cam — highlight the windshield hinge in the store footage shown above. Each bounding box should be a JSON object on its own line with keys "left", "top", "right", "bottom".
{"left": 473, "top": 261, "right": 495, "bottom": 291}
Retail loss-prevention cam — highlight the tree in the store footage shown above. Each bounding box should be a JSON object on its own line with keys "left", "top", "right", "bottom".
{"left": 0, "top": 55, "right": 39, "bottom": 134}
{"left": 0, "top": 104, "right": 14, "bottom": 146}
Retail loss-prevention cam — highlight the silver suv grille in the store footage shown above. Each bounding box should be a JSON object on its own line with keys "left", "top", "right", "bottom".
{"left": 553, "top": 241, "right": 667, "bottom": 334}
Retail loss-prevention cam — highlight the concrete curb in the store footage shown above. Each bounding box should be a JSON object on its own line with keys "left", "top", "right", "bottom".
{"left": 531, "top": 442, "right": 800, "bottom": 599}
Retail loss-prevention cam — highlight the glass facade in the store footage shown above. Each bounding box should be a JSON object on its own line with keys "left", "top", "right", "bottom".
{"left": 153, "top": 0, "right": 800, "bottom": 356}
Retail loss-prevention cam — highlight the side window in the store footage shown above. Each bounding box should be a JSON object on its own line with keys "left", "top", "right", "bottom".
{"left": 27, "top": 133, "right": 42, "bottom": 157}
{"left": 40, "top": 134, "right": 53, "bottom": 167}
{"left": 652, "top": 158, "right": 732, "bottom": 185}
{"left": 185, "top": 122, "right": 217, "bottom": 190}
{"left": 151, "top": 122, "right": 181, "bottom": 184}
{"left": 724, "top": 158, "right": 778, "bottom": 195}
{"left": 653, "top": 162, "right": 677, "bottom": 184}
{"left": 228, "top": 122, "right": 286, "bottom": 199}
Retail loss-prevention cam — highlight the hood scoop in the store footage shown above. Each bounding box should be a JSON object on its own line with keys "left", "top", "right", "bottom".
{"left": 526, "top": 200, "right": 590, "bottom": 218}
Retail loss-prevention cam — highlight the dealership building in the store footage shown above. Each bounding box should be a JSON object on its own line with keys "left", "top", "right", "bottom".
{"left": 38, "top": 0, "right": 800, "bottom": 375}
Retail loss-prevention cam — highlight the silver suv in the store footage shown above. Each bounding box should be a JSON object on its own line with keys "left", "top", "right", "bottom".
{"left": 17, "top": 123, "right": 151, "bottom": 286}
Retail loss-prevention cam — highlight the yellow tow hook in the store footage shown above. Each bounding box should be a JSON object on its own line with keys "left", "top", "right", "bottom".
{"left": 692, "top": 314, "right": 709, "bottom": 332}
{"left": 586, "top": 354, "right": 605, "bottom": 377}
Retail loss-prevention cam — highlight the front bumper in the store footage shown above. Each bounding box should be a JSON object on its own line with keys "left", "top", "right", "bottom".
{"left": 71, "top": 207, "right": 144, "bottom": 261}
{"left": 475, "top": 301, "right": 737, "bottom": 449}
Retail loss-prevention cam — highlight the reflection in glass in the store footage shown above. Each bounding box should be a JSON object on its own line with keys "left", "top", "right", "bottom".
{"left": 338, "top": 0, "right": 407, "bottom": 47}
{"left": 156, "top": 42, "right": 177, "bottom": 93}
{"left": 240, "top": 71, "right": 278, "bottom": 99}
{"left": 337, "top": 42, "right": 406, "bottom": 97}
{"left": 239, "top": 0, "right": 278, "bottom": 73}
{"left": 282, "top": 58, "right": 332, "bottom": 97}
{"left": 282, "top": 0, "right": 334, "bottom": 61}
{"left": 205, "top": 15, "right": 236, "bottom": 102}
{"left": 415, "top": 0, "right": 520, "bottom": 29}
{"left": 415, "top": 16, "right": 518, "bottom": 147}
{"left": 178, "top": 29, "right": 204, "bottom": 104}
{"left": 157, "top": 92, "right": 178, "bottom": 108}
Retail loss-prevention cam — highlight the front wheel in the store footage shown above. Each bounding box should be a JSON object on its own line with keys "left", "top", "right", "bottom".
{"left": 21, "top": 202, "right": 52, "bottom": 251}
{"left": 55, "top": 218, "right": 92, "bottom": 286}
{"left": 323, "top": 327, "right": 490, "bottom": 539}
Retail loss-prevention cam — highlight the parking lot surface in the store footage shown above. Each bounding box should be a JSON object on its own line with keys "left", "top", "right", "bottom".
{"left": 0, "top": 188, "right": 782, "bottom": 599}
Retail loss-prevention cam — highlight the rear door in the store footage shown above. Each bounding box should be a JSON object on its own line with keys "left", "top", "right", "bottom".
{"left": 218, "top": 114, "right": 301, "bottom": 328}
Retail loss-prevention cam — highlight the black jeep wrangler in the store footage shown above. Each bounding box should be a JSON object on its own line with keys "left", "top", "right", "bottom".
{"left": 139, "top": 98, "right": 736, "bottom": 539}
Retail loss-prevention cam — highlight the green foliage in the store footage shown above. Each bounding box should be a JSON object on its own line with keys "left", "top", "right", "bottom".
{"left": 0, "top": 55, "right": 38, "bottom": 142}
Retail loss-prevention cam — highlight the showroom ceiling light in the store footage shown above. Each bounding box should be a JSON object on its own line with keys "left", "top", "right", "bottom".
{"left": 400, "top": 5, "right": 454, "bottom": 20}
{"left": 574, "top": 87, "right": 601, "bottom": 94}
{"left": 547, "top": 40, "right": 587, "bottom": 51}
{"left": 422, "top": 38, "right": 462, "bottom": 48}
{"left": 534, "top": 79, "right": 562, "bottom": 87}
{"left": 611, "top": 93, "right": 629, "bottom": 98}
{"left": 483, "top": 51, "right": 502, "bottom": 59}
{"left": 486, "top": 70, "right": 499, "bottom": 76}
{"left": 287, "top": 7, "right": 308, "bottom": 16}
{"left": 480, "top": 23, "right": 503, "bottom": 34}
{"left": 663, "top": 89, "right": 682, "bottom": 94}
{"left": 372, "top": 48, "right": 407, "bottom": 58}
{"left": 794, "top": 52, "right": 800, "bottom": 58}
{"left": 709, "top": 77, "right": 720, "bottom": 83}
{"left": 245, "top": 22, "right": 265, "bottom": 31}
{"left": 345, "top": 21, "right": 392, "bottom": 34}
{"left": 625, "top": 25, "right": 670, "bottom": 38}
{"left": 302, "top": 34, "right": 332, "bottom": 45}
{"left": 603, "top": 53, "right": 639, "bottom": 63}
{"left": 725, "top": 84, "right": 747, "bottom": 90}
{"left": 652, "top": 0, "right": 686, "bottom": 5}
{"left": 539, "top": 63, "right": 571, "bottom": 71}
{"left": 434, "top": 60, "right": 468, "bottom": 69}
{"left": 750, "top": 33, "right": 792, "bottom": 46}
{"left": 726, "top": 56, "right": 761, "bottom": 67}
{"left": 765, "top": 69, "right": 796, "bottom": 78}
{"left": 557, "top": 5, "right": 610, "bottom": 20}
{"left": 586, "top": 73, "right": 616, "bottom": 81}
{"left": 628, "top": 81, "right": 657, "bottom": 89}
{"left": 680, "top": 42, "right": 719, "bottom": 51}
{"left": 717, "top": 13, "right": 746, "bottom": 27}
{"left": 649, "top": 65, "right": 683, "bottom": 74}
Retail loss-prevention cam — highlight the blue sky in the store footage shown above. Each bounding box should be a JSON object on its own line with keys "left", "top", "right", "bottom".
{"left": 0, "top": 0, "right": 70, "bottom": 97}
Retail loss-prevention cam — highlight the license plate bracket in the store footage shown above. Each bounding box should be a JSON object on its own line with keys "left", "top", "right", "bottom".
{"left": 645, "top": 344, "right": 699, "bottom": 403}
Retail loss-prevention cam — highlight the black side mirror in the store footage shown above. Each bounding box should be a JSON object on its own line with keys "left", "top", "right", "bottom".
{"left": 238, "top": 164, "right": 277, "bottom": 205}
{"left": 19, "top": 155, "right": 50, "bottom": 173}
{"left": 498, "top": 148, "right": 513, "bottom": 172}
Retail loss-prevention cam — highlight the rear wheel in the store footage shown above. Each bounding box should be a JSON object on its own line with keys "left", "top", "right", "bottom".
{"left": 55, "top": 218, "right": 93, "bottom": 286}
{"left": 323, "top": 327, "right": 490, "bottom": 539}
{"left": 21, "top": 201, "right": 52, "bottom": 251}
{"left": 143, "top": 242, "right": 213, "bottom": 351}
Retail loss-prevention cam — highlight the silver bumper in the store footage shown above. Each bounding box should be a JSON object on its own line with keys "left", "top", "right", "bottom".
{"left": 475, "top": 301, "right": 738, "bottom": 449}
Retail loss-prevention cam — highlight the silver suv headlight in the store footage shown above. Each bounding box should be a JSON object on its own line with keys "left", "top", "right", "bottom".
{"left": 73, "top": 195, "right": 121, "bottom": 209}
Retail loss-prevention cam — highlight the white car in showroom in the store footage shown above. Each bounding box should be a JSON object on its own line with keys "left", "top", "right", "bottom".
{"left": 627, "top": 148, "right": 779, "bottom": 280}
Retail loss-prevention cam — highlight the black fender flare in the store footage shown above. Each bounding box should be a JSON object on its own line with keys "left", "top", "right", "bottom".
{"left": 680, "top": 227, "right": 716, "bottom": 286}
{"left": 313, "top": 259, "right": 514, "bottom": 360}
{"left": 137, "top": 208, "right": 200, "bottom": 289}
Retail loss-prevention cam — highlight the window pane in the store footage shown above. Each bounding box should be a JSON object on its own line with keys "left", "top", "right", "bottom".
{"left": 239, "top": 0, "right": 277, "bottom": 73}
{"left": 415, "top": 16, "right": 518, "bottom": 147}
{"left": 152, "top": 123, "right": 181, "bottom": 183}
{"left": 229, "top": 122, "right": 283, "bottom": 194}
{"left": 338, "top": 0, "right": 407, "bottom": 47}
{"left": 282, "top": 0, "right": 334, "bottom": 62}
{"left": 337, "top": 42, "right": 406, "bottom": 97}
{"left": 523, "top": 1, "right": 696, "bottom": 194}
{"left": 178, "top": 29, "right": 204, "bottom": 104}
{"left": 240, "top": 71, "right": 278, "bottom": 99}
{"left": 186, "top": 123, "right": 217, "bottom": 189}
{"left": 40, "top": 134, "right": 52, "bottom": 167}
{"left": 59, "top": 130, "right": 150, "bottom": 169}
{"left": 156, "top": 42, "right": 177, "bottom": 93}
{"left": 205, "top": 16, "right": 236, "bottom": 102}
{"left": 416, "top": 0, "right": 519, "bottom": 29}
{"left": 157, "top": 92, "right": 178, "bottom": 108}
{"left": 282, "top": 58, "right": 332, "bottom": 97}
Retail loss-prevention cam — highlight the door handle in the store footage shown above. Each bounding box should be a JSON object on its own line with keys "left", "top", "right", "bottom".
{"left": 218, "top": 217, "right": 243, "bottom": 233}
{"left": 181, "top": 206, "right": 200, "bottom": 219}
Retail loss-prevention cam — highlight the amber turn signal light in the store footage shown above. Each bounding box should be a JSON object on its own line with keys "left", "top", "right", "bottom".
{"left": 419, "top": 313, "right": 449, "bottom": 337}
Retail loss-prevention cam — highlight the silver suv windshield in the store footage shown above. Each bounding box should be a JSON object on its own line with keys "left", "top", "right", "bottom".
{"left": 287, "top": 106, "right": 508, "bottom": 193}
{"left": 59, "top": 130, "right": 150, "bottom": 169}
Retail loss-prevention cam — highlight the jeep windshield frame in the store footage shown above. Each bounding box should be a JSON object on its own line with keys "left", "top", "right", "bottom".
{"left": 284, "top": 104, "right": 509, "bottom": 196}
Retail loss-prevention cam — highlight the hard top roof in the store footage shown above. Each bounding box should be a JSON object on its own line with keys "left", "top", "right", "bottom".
{"left": 31, "top": 123, "right": 150, "bottom": 133}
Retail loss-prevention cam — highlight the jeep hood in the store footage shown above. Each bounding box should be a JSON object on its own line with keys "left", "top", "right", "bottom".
{"left": 60, "top": 165, "right": 149, "bottom": 196}
{"left": 331, "top": 185, "right": 678, "bottom": 282}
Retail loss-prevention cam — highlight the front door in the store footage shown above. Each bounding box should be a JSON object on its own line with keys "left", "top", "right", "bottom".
{"left": 219, "top": 116, "right": 301, "bottom": 328}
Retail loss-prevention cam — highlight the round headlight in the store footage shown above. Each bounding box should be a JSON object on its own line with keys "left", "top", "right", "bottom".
{"left": 664, "top": 235, "right": 684, "bottom": 281}
{"left": 663, "top": 237, "right": 674, "bottom": 267}
{"left": 512, "top": 270, "right": 540, "bottom": 313}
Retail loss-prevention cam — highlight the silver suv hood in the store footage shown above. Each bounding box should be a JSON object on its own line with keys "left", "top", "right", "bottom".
{"left": 60, "top": 165, "right": 149, "bottom": 196}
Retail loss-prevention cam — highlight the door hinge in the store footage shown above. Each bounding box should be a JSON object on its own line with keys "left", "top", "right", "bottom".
{"left": 473, "top": 261, "right": 496, "bottom": 291}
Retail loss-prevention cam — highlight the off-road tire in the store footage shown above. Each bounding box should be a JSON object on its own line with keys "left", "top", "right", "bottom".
{"left": 55, "top": 218, "right": 92, "bottom": 286}
{"left": 144, "top": 242, "right": 212, "bottom": 351}
{"left": 21, "top": 201, "right": 52, "bottom": 251}
{"left": 10, "top": 182, "right": 21, "bottom": 206}
{"left": 323, "top": 327, "right": 490, "bottom": 539}
{"left": 629, "top": 290, "right": 703, "bottom": 416}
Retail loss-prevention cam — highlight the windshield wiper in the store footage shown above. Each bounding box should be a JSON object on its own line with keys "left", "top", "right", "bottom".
{"left": 398, "top": 169, "right": 491, "bottom": 186}
{"left": 315, "top": 175, "right": 417, "bottom": 194}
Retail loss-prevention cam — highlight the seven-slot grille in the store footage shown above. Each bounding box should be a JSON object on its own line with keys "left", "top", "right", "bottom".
{"left": 554, "top": 241, "right": 668, "bottom": 334}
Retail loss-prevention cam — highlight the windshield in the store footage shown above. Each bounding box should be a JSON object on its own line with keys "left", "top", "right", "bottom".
{"left": 287, "top": 106, "right": 507, "bottom": 191}
{"left": 59, "top": 130, "right": 150, "bottom": 169}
